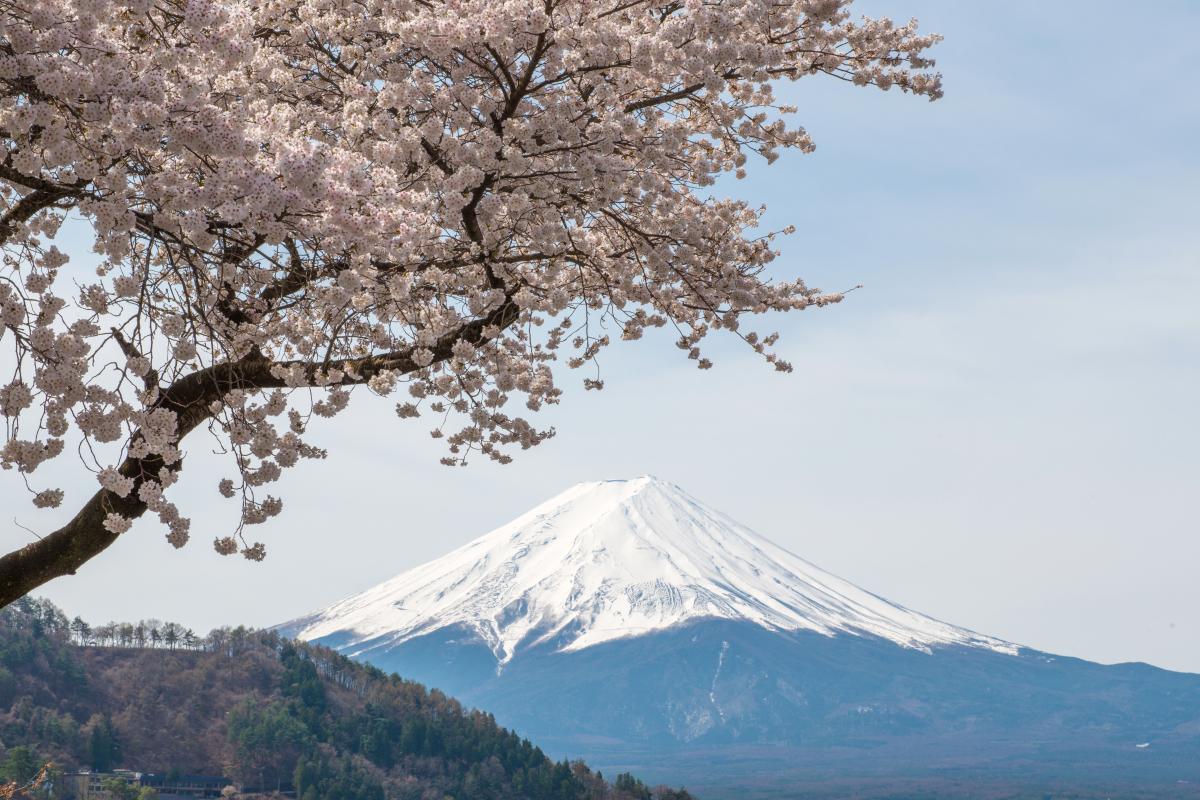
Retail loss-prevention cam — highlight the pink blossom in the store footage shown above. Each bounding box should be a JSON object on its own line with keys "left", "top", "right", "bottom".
{"left": 0, "top": 0, "right": 940, "bottom": 565}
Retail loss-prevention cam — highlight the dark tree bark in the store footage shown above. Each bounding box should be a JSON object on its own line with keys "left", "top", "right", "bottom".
{"left": 0, "top": 297, "right": 518, "bottom": 608}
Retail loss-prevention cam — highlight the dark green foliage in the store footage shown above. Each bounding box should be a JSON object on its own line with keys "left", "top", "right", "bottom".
{"left": 279, "top": 643, "right": 328, "bottom": 733}
{"left": 1, "top": 744, "right": 40, "bottom": 784}
{"left": 88, "top": 714, "right": 120, "bottom": 772}
{"left": 0, "top": 598, "right": 86, "bottom": 692}
{"left": 293, "top": 751, "right": 383, "bottom": 800}
{"left": 99, "top": 776, "right": 158, "bottom": 800}
{"left": 227, "top": 700, "right": 312, "bottom": 789}
{"left": 610, "top": 774, "right": 691, "bottom": 800}
{"left": 229, "top": 644, "right": 600, "bottom": 799}
{"left": 613, "top": 773, "right": 651, "bottom": 800}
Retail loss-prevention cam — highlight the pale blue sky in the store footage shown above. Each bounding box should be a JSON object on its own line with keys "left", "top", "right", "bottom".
{"left": 11, "top": 1, "right": 1200, "bottom": 671}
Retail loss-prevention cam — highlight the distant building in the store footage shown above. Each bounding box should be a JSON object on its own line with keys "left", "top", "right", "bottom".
{"left": 59, "top": 770, "right": 231, "bottom": 799}
{"left": 139, "top": 773, "right": 230, "bottom": 798}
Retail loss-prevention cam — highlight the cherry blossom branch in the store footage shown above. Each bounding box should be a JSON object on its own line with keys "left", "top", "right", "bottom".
{"left": 0, "top": 187, "right": 76, "bottom": 245}
{"left": 0, "top": 294, "right": 520, "bottom": 607}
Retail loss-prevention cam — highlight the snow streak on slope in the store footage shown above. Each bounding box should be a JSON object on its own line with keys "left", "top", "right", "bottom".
{"left": 284, "top": 477, "right": 1017, "bottom": 664}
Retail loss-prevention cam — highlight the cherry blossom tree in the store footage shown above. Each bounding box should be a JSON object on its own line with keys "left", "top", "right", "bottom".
{"left": 0, "top": 0, "right": 942, "bottom": 606}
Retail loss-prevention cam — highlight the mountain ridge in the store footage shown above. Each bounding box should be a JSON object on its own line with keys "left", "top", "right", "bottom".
{"left": 280, "top": 476, "right": 1015, "bottom": 665}
{"left": 0, "top": 596, "right": 692, "bottom": 800}
{"left": 278, "top": 477, "right": 1200, "bottom": 797}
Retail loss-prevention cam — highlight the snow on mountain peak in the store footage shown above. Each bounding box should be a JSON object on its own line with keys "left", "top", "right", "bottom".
{"left": 284, "top": 476, "right": 1017, "bottom": 663}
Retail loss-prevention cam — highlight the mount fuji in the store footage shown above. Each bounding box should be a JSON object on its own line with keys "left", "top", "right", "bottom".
{"left": 279, "top": 477, "right": 1200, "bottom": 797}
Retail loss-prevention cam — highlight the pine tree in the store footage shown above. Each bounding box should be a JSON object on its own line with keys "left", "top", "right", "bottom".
{"left": 0, "top": 745, "right": 40, "bottom": 784}
{"left": 88, "top": 714, "right": 120, "bottom": 772}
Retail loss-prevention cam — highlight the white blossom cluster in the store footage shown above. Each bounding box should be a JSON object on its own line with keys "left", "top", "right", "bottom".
{"left": 0, "top": 0, "right": 941, "bottom": 560}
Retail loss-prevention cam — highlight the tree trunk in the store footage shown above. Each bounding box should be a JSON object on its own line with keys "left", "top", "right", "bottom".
{"left": 0, "top": 297, "right": 518, "bottom": 608}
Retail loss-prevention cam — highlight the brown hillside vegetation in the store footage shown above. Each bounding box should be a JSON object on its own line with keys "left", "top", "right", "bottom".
{"left": 0, "top": 598, "right": 690, "bottom": 800}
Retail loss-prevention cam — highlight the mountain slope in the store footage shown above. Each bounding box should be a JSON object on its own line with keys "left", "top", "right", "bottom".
{"left": 282, "top": 476, "right": 1013, "bottom": 665}
{"left": 281, "top": 477, "right": 1200, "bottom": 798}
{"left": 0, "top": 597, "right": 689, "bottom": 800}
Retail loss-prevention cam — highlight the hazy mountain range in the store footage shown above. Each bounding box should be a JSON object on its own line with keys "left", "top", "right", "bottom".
{"left": 280, "top": 477, "right": 1200, "bottom": 798}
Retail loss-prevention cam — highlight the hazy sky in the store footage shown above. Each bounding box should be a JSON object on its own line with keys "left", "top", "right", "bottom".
{"left": 9, "top": 1, "right": 1200, "bottom": 672}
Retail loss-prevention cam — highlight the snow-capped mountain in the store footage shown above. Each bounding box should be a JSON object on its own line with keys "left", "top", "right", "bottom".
{"left": 279, "top": 477, "right": 1200, "bottom": 797}
{"left": 283, "top": 475, "right": 1013, "bottom": 664}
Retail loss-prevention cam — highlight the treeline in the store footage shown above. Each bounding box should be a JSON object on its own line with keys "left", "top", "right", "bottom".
{"left": 16, "top": 595, "right": 248, "bottom": 652}
{"left": 0, "top": 598, "right": 693, "bottom": 800}
{"left": 69, "top": 619, "right": 202, "bottom": 650}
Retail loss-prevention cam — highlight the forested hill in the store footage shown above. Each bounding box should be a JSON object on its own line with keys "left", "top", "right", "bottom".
{"left": 0, "top": 598, "right": 690, "bottom": 800}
